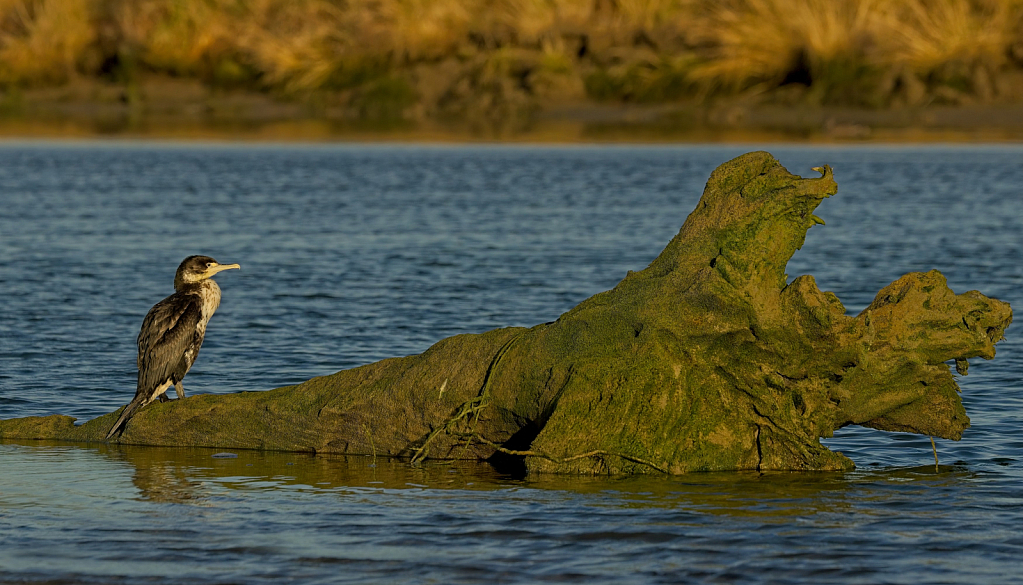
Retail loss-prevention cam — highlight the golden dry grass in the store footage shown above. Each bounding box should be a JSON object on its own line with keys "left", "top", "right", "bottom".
{"left": 689, "top": 0, "right": 883, "bottom": 87}
{"left": 0, "top": 0, "right": 94, "bottom": 84}
{"left": 1, "top": 0, "right": 1022, "bottom": 110}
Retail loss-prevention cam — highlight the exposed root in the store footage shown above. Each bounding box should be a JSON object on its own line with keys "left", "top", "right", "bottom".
{"left": 410, "top": 395, "right": 489, "bottom": 465}
{"left": 410, "top": 334, "right": 522, "bottom": 465}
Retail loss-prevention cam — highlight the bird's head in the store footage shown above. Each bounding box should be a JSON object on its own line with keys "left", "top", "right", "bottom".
{"left": 173, "top": 255, "right": 241, "bottom": 290}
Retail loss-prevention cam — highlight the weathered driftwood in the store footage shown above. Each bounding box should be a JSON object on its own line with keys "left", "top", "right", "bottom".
{"left": 1, "top": 152, "right": 1012, "bottom": 474}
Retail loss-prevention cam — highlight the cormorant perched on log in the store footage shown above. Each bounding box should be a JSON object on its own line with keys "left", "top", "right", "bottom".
{"left": 106, "top": 255, "right": 240, "bottom": 439}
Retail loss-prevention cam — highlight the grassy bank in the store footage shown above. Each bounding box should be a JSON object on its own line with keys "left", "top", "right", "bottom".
{"left": 2, "top": 0, "right": 1023, "bottom": 139}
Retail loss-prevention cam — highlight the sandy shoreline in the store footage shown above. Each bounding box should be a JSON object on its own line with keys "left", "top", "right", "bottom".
{"left": 3, "top": 80, "right": 1023, "bottom": 144}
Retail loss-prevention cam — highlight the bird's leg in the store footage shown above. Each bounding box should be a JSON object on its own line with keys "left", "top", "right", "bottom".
{"left": 175, "top": 381, "right": 185, "bottom": 399}
{"left": 151, "top": 380, "right": 175, "bottom": 405}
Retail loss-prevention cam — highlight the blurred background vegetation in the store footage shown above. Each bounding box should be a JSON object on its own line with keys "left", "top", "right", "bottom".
{"left": 2, "top": 0, "right": 1023, "bottom": 139}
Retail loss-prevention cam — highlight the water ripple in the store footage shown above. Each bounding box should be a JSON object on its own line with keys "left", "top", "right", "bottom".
{"left": 2, "top": 143, "right": 1023, "bottom": 583}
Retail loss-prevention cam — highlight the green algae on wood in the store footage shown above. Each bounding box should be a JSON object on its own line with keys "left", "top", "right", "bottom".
{"left": 1, "top": 152, "right": 1012, "bottom": 474}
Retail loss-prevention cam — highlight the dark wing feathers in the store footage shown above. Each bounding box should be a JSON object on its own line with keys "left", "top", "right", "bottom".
{"left": 135, "top": 292, "right": 202, "bottom": 400}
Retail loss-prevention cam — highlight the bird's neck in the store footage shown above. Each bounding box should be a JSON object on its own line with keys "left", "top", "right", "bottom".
{"left": 177, "top": 279, "right": 223, "bottom": 315}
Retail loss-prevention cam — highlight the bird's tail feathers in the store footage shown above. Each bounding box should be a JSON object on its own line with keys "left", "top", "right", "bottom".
{"left": 105, "top": 399, "right": 143, "bottom": 439}
{"left": 106, "top": 381, "right": 175, "bottom": 440}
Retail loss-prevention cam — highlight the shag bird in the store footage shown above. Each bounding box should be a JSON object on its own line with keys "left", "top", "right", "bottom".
{"left": 106, "top": 255, "right": 240, "bottom": 439}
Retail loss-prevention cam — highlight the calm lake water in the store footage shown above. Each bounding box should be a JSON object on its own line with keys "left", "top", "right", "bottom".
{"left": 1, "top": 143, "right": 1022, "bottom": 584}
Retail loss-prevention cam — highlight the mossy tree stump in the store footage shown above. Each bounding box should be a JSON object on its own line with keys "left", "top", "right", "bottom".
{"left": 1, "top": 152, "right": 1011, "bottom": 474}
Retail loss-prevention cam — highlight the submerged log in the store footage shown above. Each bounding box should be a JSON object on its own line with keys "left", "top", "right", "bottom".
{"left": 1, "top": 152, "right": 1012, "bottom": 473}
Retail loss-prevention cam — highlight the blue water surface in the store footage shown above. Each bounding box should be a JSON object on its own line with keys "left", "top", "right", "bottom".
{"left": 1, "top": 143, "right": 1022, "bottom": 584}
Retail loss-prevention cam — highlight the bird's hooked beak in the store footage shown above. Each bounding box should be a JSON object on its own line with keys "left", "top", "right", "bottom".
{"left": 205, "top": 262, "right": 241, "bottom": 278}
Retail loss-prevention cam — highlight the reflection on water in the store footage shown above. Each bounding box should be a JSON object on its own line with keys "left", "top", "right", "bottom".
{"left": 2, "top": 440, "right": 1021, "bottom": 584}
{"left": 2, "top": 143, "right": 1023, "bottom": 583}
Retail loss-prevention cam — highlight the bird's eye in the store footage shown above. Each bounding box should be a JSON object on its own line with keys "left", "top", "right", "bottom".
{"left": 206, "top": 262, "right": 213, "bottom": 268}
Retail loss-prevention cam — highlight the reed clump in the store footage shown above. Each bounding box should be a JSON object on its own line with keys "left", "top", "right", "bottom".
{"left": 2, "top": 0, "right": 1023, "bottom": 121}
